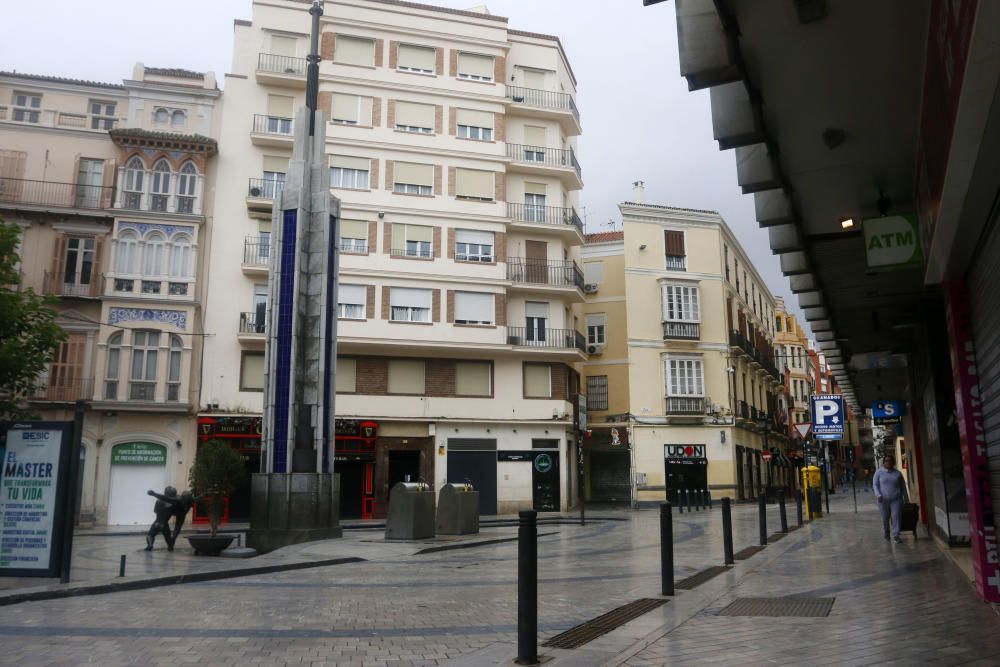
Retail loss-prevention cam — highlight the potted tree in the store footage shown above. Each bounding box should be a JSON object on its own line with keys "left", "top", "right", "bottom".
{"left": 186, "top": 439, "right": 246, "bottom": 555}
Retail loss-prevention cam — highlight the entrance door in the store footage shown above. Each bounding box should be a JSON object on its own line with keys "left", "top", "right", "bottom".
{"left": 525, "top": 240, "right": 548, "bottom": 284}
{"left": 447, "top": 451, "right": 498, "bottom": 515}
{"left": 735, "top": 446, "right": 745, "bottom": 501}
{"left": 228, "top": 445, "right": 260, "bottom": 522}
{"left": 75, "top": 158, "right": 104, "bottom": 208}
{"left": 387, "top": 450, "right": 421, "bottom": 490}
{"left": 532, "top": 451, "right": 560, "bottom": 511}
{"left": 339, "top": 460, "right": 365, "bottom": 519}
{"left": 588, "top": 450, "right": 630, "bottom": 503}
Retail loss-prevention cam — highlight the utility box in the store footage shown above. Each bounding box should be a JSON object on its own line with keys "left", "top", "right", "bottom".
{"left": 801, "top": 466, "right": 823, "bottom": 517}
{"left": 436, "top": 483, "right": 480, "bottom": 535}
{"left": 385, "top": 482, "right": 435, "bottom": 540}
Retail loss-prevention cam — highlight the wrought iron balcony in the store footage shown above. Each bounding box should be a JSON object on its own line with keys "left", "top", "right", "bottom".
{"left": 663, "top": 321, "right": 700, "bottom": 340}
{"left": 506, "top": 326, "right": 585, "bottom": 352}
{"left": 239, "top": 312, "right": 267, "bottom": 335}
{"left": 252, "top": 114, "right": 293, "bottom": 136}
{"left": 29, "top": 377, "right": 93, "bottom": 402}
{"left": 505, "top": 85, "right": 580, "bottom": 123}
{"left": 248, "top": 178, "right": 284, "bottom": 199}
{"left": 0, "top": 177, "right": 114, "bottom": 210}
{"left": 506, "top": 143, "right": 582, "bottom": 180}
{"left": 257, "top": 53, "right": 307, "bottom": 76}
{"left": 507, "top": 203, "right": 583, "bottom": 233}
{"left": 738, "top": 400, "right": 751, "bottom": 420}
{"left": 507, "top": 258, "right": 584, "bottom": 291}
{"left": 43, "top": 271, "right": 102, "bottom": 298}
{"left": 244, "top": 236, "right": 271, "bottom": 266}
{"left": 666, "top": 396, "right": 705, "bottom": 415}
{"left": 665, "top": 254, "right": 686, "bottom": 271}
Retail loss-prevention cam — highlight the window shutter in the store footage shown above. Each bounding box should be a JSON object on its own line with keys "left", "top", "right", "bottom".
{"left": 394, "top": 101, "right": 435, "bottom": 128}
{"left": 524, "top": 182, "right": 547, "bottom": 196}
{"left": 330, "top": 155, "right": 370, "bottom": 171}
{"left": 336, "top": 358, "right": 357, "bottom": 392}
{"left": 51, "top": 233, "right": 67, "bottom": 280}
{"left": 455, "top": 229, "right": 493, "bottom": 245}
{"left": 339, "top": 284, "right": 366, "bottom": 305}
{"left": 664, "top": 230, "right": 685, "bottom": 256}
{"left": 398, "top": 44, "right": 436, "bottom": 70}
{"left": 454, "top": 292, "right": 493, "bottom": 323}
{"left": 267, "top": 94, "right": 294, "bottom": 117}
{"left": 525, "top": 301, "right": 549, "bottom": 318}
{"left": 336, "top": 35, "right": 375, "bottom": 66}
{"left": 405, "top": 224, "right": 433, "bottom": 243}
{"left": 340, "top": 220, "right": 368, "bottom": 240}
{"left": 93, "top": 235, "right": 105, "bottom": 281}
{"left": 524, "top": 364, "right": 551, "bottom": 398}
{"left": 241, "top": 353, "right": 266, "bottom": 390}
{"left": 455, "top": 168, "right": 494, "bottom": 198}
{"left": 394, "top": 162, "right": 433, "bottom": 186}
{"left": 458, "top": 52, "right": 495, "bottom": 78}
{"left": 456, "top": 362, "right": 491, "bottom": 396}
{"left": 521, "top": 68, "right": 545, "bottom": 88}
{"left": 389, "top": 287, "right": 432, "bottom": 309}
{"left": 331, "top": 93, "right": 360, "bottom": 123}
{"left": 271, "top": 35, "right": 296, "bottom": 56}
{"left": 523, "top": 126, "right": 546, "bottom": 146}
{"left": 388, "top": 360, "right": 425, "bottom": 394}
{"left": 263, "top": 155, "right": 288, "bottom": 173}
{"left": 456, "top": 108, "right": 494, "bottom": 128}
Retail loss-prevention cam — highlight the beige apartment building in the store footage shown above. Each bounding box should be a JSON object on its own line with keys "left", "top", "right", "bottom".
{"left": 201, "top": 0, "right": 586, "bottom": 519}
{"left": 0, "top": 65, "right": 220, "bottom": 526}
{"left": 774, "top": 297, "right": 813, "bottom": 437}
{"left": 580, "top": 199, "right": 791, "bottom": 505}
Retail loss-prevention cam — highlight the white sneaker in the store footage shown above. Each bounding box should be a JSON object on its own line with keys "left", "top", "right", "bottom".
{"left": 893, "top": 536, "right": 902, "bottom": 543}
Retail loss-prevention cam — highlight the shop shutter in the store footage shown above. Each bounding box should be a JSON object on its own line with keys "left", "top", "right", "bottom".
{"left": 455, "top": 168, "right": 494, "bottom": 199}
{"left": 456, "top": 108, "right": 494, "bottom": 129}
{"left": 395, "top": 101, "right": 435, "bottom": 129}
{"left": 336, "top": 35, "right": 375, "bottom": 66}
{"left": 398, "top": 44, "right": 436, "bottom": 71}
{"left": 267, "top": 94, "right": 294, "bottom": 117}
{"left": 457, "top": 52, "right": 495, "bottom": 79}
{"left": 393, "top": 162, "right": 433, "bottom": 186}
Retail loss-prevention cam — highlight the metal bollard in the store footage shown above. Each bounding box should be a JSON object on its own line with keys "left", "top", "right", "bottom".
{"left": 796, "top": 489, "right": 804, "bottom": 526}
{"left": 679, "top": 489, "right": 686, "bottom": 513}
{"left": 722, "top": 497, "right": 735, "bottom": 565}
{"left": 119, "top": 554, "right": 126, "bottom": 577}
{"left": 706, "top": 489, "right": 713, "bottom": 509}
{"left": 758, "top": 494, "right": 767, "bottom": 546}
{"left": 517, "top": 510, "right": 538, "bottom": 666}
{"left": 699, "top": 489, "right": 706, "bottom": 510}
{"left": 778, "top": 489, "right": 788, "bottom": 533}
{"left": 660, "top": 503, "right": 674, "bottom": 596}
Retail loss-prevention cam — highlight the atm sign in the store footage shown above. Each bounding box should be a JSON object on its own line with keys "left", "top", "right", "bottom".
{"left": 664, "top": 445, "right": 705, "bottom": 459}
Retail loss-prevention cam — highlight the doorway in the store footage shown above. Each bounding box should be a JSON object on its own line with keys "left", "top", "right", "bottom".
{"left": 526, "top": 240, "right": 548, "bottom": 284}
{"left": 735, "top": 446, "right": 745, "bottom": 501}
{"left": 228, "top": 443, "right": 261, "bottom": 522}
{"left": 447, "top": 450, "right": 498, "bottom": 515}
{"left": 339, "top": 460, "right": 365, "bottom": 519}
{"left": 388, "top": 450, "right": 421, "bottom": 491}
{"left": 75, "top": 158, "right": 104, "bottom": 208}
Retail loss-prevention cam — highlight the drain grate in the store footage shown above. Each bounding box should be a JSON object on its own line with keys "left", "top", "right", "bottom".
{"left": 543, "top": 598, "right": 668, "bottom": 649}
{"left": 676, "top": 565, "right": 730, "bottom": 589}
{"left": 718, "top": 597, "right": 835, "bottom": 617}
{"left": 734, "top": 545, "right": 766, "bottom": 560}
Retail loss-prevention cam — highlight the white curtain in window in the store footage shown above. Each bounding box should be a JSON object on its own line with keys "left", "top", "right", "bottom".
{"left": 169, "top": 234, "right": 192, "bottom": 278}
{"left": 116, "top": 229, "right": 139, "bottom": 274}
{"left": 144, "top": 233, "right": 165, "bottom": 275}
{"left": 338, "top": 284, "right": 366, "bottom": 319}
{"left": 454, "top": 292, "right": 493, "bottom": 324}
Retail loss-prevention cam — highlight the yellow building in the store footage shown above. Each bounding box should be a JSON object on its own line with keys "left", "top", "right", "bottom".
{"left": 581, "top": 198, "right": 790, "bottom": 505}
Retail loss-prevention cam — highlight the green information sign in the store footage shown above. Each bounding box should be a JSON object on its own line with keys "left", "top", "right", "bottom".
{"left": 863, "top": 214, "right": 923, "bottom": 271}
{"left": 111, "top": 442, "right": 166, "bottom": 466}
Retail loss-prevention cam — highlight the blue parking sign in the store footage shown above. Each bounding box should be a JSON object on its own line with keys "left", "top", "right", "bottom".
{"left": 811, "top": 394, "right": 844, "bottom": 440}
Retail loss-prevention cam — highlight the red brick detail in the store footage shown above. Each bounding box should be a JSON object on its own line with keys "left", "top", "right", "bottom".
{"left": 317, "top": 91, "right": 331, "bottom": 118}
{"left": 494, "top": 113, "right": 505, "bottom": 142}
{"left": 357, "top": 357, "right": 388, "bottom": 395}
{"left": 321, "top": 32, "right": 336, "bottom": 61}
{"left": 368, "top": 159, "right": 379, "bottom": 192}
{"left": 434, "top": 165, "right": 443, "bottom": 196}
{"left": 433, "top": 226, "right": 441, "bottom": 258}
{"left": 495, "top": 231, "right": 506, "bottom": 263}
{"left": 425, "top": 359, "right": 455, "bottom": 397}
{"left": 387, "top": 100, "right": 396, "bottom": 128}
{"left": 495, "top": 292, "right": 506, "bottom": 326}
{"left": 434, "top": 105, "right": 443, "bottom": 134}
{"left": 381, "top": 286, "right": 391, "bottom": 319}
{"left": 449, "top": 108, "right": 457, "bottom": 136}
{"left": 448, "top": 167, "right": 456, "bottom": 196}
{"left": 384, "top": 160, "right": 394, "bottom": 192}
{"left": 374, "top": 39, "right": 384, "bottom": 67}
{"left": 368, "top": 221, "right": 378, "bottom": 254}
{"left": 432, "top": 290, "right": 441, "bottom": 323}
{"left": 372, "top": 97, "right": 381, "bottom": 127}
{"left": 493, "top": 55, "right": 505, "bottom": 85}
{"left": 366, "top": 285, "right": 376, "bottom": 319}
{"left": 447, "top": 228, "right": 455, "bottom": 259}
{"left": 449, "top": 49, "right": 457, "bottom": 77}
{"left": 389, "top": 40, "right": 399, "bottom": 69}
{"left": 383, "top": 220, "right": 392, "bottom": 255}
{"left": 551, "top": 363, "right": 568, "bottom": 401}
{"left": 446, "top": 290, "right": 455, "bottom": 323}
{"left": 494, "top": 171, "right": 506, "bottom": 202}
{"left": 435, "top": 47, "right": 444, "bottom": 75}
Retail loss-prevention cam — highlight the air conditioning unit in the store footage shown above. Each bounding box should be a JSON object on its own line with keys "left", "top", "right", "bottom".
{"left": 507, "top": 335, "right": 523, "bottom": 346}
{"left": 249, "top": 186, "right": 262, "bottom": 197}
{"left": 587, "top": 344, "right": 604, "bottom": 355}
{"left": 583, "top": 283, "right": 599, "bottom": 294}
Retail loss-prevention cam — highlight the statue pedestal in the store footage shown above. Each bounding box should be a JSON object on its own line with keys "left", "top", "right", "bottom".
{"left": 247, "top": 472, "right": 342, "bottom": 554}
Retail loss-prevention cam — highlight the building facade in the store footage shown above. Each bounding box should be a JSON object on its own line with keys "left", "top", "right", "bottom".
{"left": 201, "top": 0, "right": 586, "bottom": 519}
{"left": 0, "top": 65, "right": 220, "bottom": 526}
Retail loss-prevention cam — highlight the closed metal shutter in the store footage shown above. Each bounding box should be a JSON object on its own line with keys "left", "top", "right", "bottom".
{"left": 969, "top": 213, "right": 1000, "bottom": 529}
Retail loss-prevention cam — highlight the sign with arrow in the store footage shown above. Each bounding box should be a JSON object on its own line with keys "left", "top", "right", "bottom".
{"left": 811, "top": 394, "right": 844, "bottom": 440}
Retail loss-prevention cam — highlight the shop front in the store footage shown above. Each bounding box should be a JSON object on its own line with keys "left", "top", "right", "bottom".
{"left": 584, "top": 426, "right": 631, "bottom": 504}
{"left": 334, "top": 419, "right": 377, "bottom": 520}
{"left": 195, "top": 415, "right": 262, "bottom": 524}
{"left": 107, "top": 441, "right": 167, "bottom": 526}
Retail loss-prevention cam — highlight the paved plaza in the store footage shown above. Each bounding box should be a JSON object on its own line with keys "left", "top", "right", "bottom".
{"left": 0, "top": 495, "right": 997, "bottom": 666}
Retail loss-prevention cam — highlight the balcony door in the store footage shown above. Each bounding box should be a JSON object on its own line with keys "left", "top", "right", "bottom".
{"left": 254, "top": 284, "right": 268, "bottom": 333}
{"left": 75, "top": 158, "right": 104, "bottom": 208}
{"left": 526, "top": 240, "right": 548, "bottom": 284}
{"left": 62, "top": 236, "right": 96, "bottom": 294}
{"left": 43, "top": 333, "right": 87, "bottom": 401}
{"left": 525, "top": 301, "right": 548, "bottom": 345}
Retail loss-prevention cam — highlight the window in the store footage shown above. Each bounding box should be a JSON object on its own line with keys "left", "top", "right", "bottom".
{"left": 456, "top": 109, "right": 494, "bottom": 141}
{"left": 105, "top": 332, "right": 122, "bottom": 400}
{"left": 240, "top": 352, "right": 265, "bottom": 392}
{"left": 454, "top": 291, "right": 494, "bottom": 325}
{"left": 518, "top": 67, "right": 546, "bottom": 89}
{"left": 525, "top": 301, "right": 548, "bottom": 344}
{"left": 168, "top": 233, "right": 192, "bottom": 278}
{"left": 394, "top": 101, "right": 434, "bottom": 133}
{"left": 124, "top": 156, "right": 145, "bottom": 201}
{"left": 63, "top": 237, "right": 95, "bottom": 287}
{"left": 265, "top": 94, "right": 294, "bottom": 132}
{"left": 261, "top": 169, "right": 286, "bottom": 199}
{"left": 330, "top": 155, "right": 371, "bottom": 189}
{"left": 130, "top": 331, "right": 160, "bottom": 400}
{"left": 583, "top": 261, "right": 604, "bottom": 285}
{"left": 89, "top": 100, "right": 116, "bottom": 130}
{"left": 662, "top": 284, "right": 700, "bottom": 322}
{"left": 154, "top": 108, "right": 169, "bottom": 124}
{"left": 388, "top": 359, "right": 425, "bottom": 394}
{"left": 775, "top": 316, "right": 782, "bottom": 332}
{"left": 457, "top": 52, "right": 495, "bottom": 81}
{"left": 167, "top": 336, "right": 183, "bottom": 400}
{"left": 456, "top": 361, "right": 491, "bottom": 396}
{"left": 586, "top": 314, "right": 606, "bottom": 346}
{"left": 271, "top": 35, "right": 297, "bottom": 57}
{"left": 12, "top": 92, "right": 41, "bottom": 123}
{"left": 397, "top": 43, "right": 435, "bottom": 74}
{"left": 455, "top": 168, "right": 494, "bottom": 201}
{"left": 524, "top": 364, "right": 552, "bottom": 398}
{"left": 392, "top": 162, "right": 433, "bottom": 196}
{"left": 664, "top": 230, "right": 685, "bottom": 270}
{"left": 171, "top": 110, "right": 186, "bottom": 127}
{"left": 389, "top": 287, "right": 432, "bottom": 322}
{"left": 336, "top": 358, "right": 356, "bottom": 393}
{"left": 143, "top": 232, "right": 165, "bottom": 276}
{"left": 455, "top": 229, "right": 493, "bottom": 262}
{"left": 335, "top": 35, "right": 376, "bottom": 67}
{"left": 151, "top": 159, "right": 171, "bottom": 211}
{"left": 391, "top": 223, "right": 433, "bottom": 258}
{"left": 724, "top": 244, "right": 730, "bottom": 281}
{"left": 115, "top": 229, "right": 139, "bottom": 275}
{"left": 338, "top": 284, "right": 367, "bottom": 319}
{"left": 253, "top": 284, "right": 268, "bottom": 333}
{"left": 587, "top": 375, "right": 609, "bottom": 410}
{"left": 331, "top": 93, "right": 373, "bottom": 125}
{"left": 340, "top": 220, "right": 368, "bottom": 253}
{"left": 523, "top": 126, "right": 546, "bottom": 160}
{"left": 177, "top": 162, "right": 197, "bottom": 213}
{"left": 666, "top": 357, "right": 704, "bottom": 397}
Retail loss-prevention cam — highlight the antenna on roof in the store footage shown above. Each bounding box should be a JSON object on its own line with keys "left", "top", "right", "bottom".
{"left": 606, "top": 218, "right": 617, "bottom": 232}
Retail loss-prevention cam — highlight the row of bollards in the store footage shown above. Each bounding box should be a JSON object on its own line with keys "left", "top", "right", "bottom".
{"left": 676, "top": 488, "right": 712, "bottom": 513}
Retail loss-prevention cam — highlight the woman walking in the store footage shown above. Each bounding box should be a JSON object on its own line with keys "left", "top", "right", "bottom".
{"left": 872, "top": 454, "right": 908, "bottom": 542}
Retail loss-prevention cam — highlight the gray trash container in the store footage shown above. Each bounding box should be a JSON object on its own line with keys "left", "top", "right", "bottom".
{"left": 385, "top": 482, "right": 435, "bottom": 540}
{"left": 436, "top": 483, "right": 480, "bottom": 535}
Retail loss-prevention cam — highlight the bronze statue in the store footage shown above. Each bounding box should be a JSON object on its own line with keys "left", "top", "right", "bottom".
{"left": 145, "top": 486, "right": 179, "bottom": 551}
{"left": 170, "top": 490, "right": 198, "bottom": 546}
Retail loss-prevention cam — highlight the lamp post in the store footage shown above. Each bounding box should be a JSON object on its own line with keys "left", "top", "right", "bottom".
{"left": 758, "top": 411, "right": 772, "bottom": 501}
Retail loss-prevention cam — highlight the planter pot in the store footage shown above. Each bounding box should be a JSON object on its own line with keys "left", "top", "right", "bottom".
{"left": 186, "top": 533, "right": 237, "bottom": 556}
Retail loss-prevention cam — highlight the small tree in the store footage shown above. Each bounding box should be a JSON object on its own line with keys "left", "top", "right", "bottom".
{"left": 0, "top": 217, "right": 66, "bottom": 419}
{"left": 188, "top": 439, "right": 247, "bottom": 537}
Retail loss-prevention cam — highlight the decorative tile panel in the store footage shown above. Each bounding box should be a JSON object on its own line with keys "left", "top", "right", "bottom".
{"left": 108, "top": 307, "right": 188, "bottom": 330}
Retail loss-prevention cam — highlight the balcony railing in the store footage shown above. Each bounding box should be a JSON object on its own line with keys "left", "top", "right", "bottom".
{"left": 506, "top": 143, "right": 582, "bottom": 180}
{"left": 666, "top": 396, "right": 705, "bottom": 415}
{"left": 240, "top": 312, "right": 266, "bottom": 334}
{"left": 128, "top": 382, "right": 157, "bottom": 401}
{"left": 663, "top": 321, "right": 701, "bottom": 340}
{"left": 507, "top": 203, "right": 583, "bottom": 233}
{"left": 257, "top": 53, "right": 307, "bottom": 76}
{"left": 0, "top": 177, "right": 114, "bottom": 210}
{"left": 43, "top": 271, "right": 102, "bottom": 298}
{"left": 507, "top": 258, "right": 584, "bottom": 291}
{"left": 505, "top": 85, "right": 580, "bottom": 123}
{"left": 665, "top": 254, "right": 686, "bottom": 271}
{"left": 506, "top": 327, "right": 585, "bottom": 352}
{"left": 244, "top": 236, "right": 271, "bottom": 266}
{"left": 739, "top": 400, "right": 751, "bottom": 420}
{"left": 30, "top": 377, "right": 92, "bottom": 402}
{"left": 248, "top": 178, "right": 284, "bottom": 199}
{"left": 252, "top": 114, "right": 294, "bottom": 136}
{"left": 390, "top": 247, "right": 433, "bottom": 259}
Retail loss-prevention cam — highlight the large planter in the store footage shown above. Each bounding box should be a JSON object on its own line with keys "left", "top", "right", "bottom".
{"left": 186, "top": 533, "right": 237, "bottom": 556}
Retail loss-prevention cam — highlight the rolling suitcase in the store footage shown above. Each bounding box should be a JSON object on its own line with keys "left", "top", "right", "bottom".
{"left": 899, "top": 502, "right": 919, "bottom": 537}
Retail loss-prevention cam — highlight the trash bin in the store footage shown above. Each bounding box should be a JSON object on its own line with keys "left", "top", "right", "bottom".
{"left": 385, "top": 482, "right": 435, "bottom": 540}
{"left": 801, "top": 465, "right": 823, "bottom": 517}
{"left": 436, "top": 483, "right": 480, "bottom": 535}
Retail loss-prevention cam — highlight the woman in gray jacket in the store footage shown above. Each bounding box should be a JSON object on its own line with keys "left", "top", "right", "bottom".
{"left": 872, "top": 454, "right": 908, "bottom": 542}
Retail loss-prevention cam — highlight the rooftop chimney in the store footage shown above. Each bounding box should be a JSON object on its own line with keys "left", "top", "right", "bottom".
{"left": 632, "top": 180, "right": 645, "bottom": 204}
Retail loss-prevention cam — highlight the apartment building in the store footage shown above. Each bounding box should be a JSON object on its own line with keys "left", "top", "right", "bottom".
{"left": 201, "top": 0, "right": 585, "bottom": 519}
{"left": 774, "top": 297, "right": 812, "bottom": 434}
{"left": 580, "top": 199, "right": 791, "bottom": 505}
{"left": 0, "top": 65, "right": 220, "bottom": 526}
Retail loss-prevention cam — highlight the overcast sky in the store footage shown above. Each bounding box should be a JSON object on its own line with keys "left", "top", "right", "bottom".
{"left": 1, "top": 0, "right": 804, "bottom": 324}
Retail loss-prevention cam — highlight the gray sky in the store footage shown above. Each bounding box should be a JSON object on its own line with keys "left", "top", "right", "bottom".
{"left": 0, "top": 0, "right": 802, "bottom": 324}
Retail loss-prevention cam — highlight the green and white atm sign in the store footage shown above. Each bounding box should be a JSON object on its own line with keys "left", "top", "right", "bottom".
{"left": 863, "top": 214, "right": 923, "bottom": 271}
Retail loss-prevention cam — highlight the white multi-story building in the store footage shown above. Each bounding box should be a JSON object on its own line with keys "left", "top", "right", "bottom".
{"left": 201, "top": 0, "right": 585, "bottom": 519}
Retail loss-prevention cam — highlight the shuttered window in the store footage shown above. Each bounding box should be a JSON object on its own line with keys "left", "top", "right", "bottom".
{"left": 664, "top": 230, "right": 686, "bottom": 270}
{"left": 456, "top": 108, "right": 494, "bottom": 140}
{"left": 454, "top": 292, "right": 493, "bottom": 325}
{"left": 524, "top": 364, "right": 552, "bottom": 398}
{"left": 391, "top": 223, "right": 433, "bottom": 258}
{"left": 331, "top": 93, "right": 373, "bottom": 125}
{"left": 457, "top": 52, "right": 494, "bottom": 81}
{"left": 583, "top": 261, "right": 603, "bottom": 284}
{"left": 665, "top": 358, "right": 704, "bottom": 396}
{"left": 456, "top": 362, "right": 491, "bottom": 396}
{"left": 270, "top": 35, "right": 297, "bottom": 56}
{"left": 340, "top": 220, "right": 368, "bottom": 253}
{"left": 388, "top": 359, "right": 425, "bottom": 394}
{"left": 389, "top": 287, "right": 432, "bottom": 322}
{"left": 398, "top": 44, "right": 435, "bottom": 73}
{"left": 662, "top": 284, "right": 700, "bottom": 322}
{"left": 455, "top": 168, "right": 494, "bottom": 200}
{"left": 338, "top": 284, "right": 367, "bottom": 319}
{"left": 336, "top": 35, "right": 376, "bottom": 67}
{"left": 455, "top": 229, "right": 494, "bottom": 262}
{"left": 266, "top": 94, "right": 294, "bottom": 117}
{"left": 336, "top": 358, "right": 356, "bottom": 393}
{"left": 395, "top": 101, "right": 434, "bottom": 133}
{"left": 329, "top": 155, "right": 370, "bottom": 189}
{"left": 523, "top": 126, "right": 546, "bottom": 147}
{"left": 240, "top": 353, "right": 265, "bottom": 391}
{"left": 393, "top": 162, "right": 434, "bottom": 195}
{"left": 586, "top": 314, "right": 607, "bottom": 345}
{"left": 262, "top": 155, "right": 288, "bottom": 173}
{"left": 520, "top": 68, "right": 546, "bottom": 89}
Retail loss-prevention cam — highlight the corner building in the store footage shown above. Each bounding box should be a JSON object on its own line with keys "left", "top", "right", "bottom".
{"left": 203, "top": 0, "right": 585, "bottom": 519}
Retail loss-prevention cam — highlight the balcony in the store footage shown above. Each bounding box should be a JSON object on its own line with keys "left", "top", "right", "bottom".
{"left": 256, "top": 53, "right": 307, "bottom": 88}
{"left": 663, "top": 321, "right": 700, "bottom": 340}
{"left": 116, "top": 190, "right": 201, "bottom": 216}
{"left": 239, "top": 312, "right": 266, "bottom": 344}
{"left": 43, "top": 271, "right": 102, "bottom": 298}
{"left": 738, "top": 400, "right": 751, "bottom": 421}
{"left": 507, "top": 203, "right": 584, "bottom": 237}
{"left": 29, "top": 377, "right": 93, "bottom": 403}
{"left": 666, "top": 396, "right": 705, "bottom": 415}
{"left": 0, "top": 177, "right": 115, "bottom": 212}
{"left": 507, "top": 258, "right": 584, "bottom": 295}
{"left": 109, "top": 277, "right": 191, "bottom": 298}
{"left": 665, "top": 254, "right": 686, "bottom": 271}
{"left": 243, "top": 236, "right": 271, "bottom": 275}
{"left": 251, "top": 114, "right": 294, "bottom": 147}
{"left": 390, "top": 247, "right": 433, "bottom": 260}
{"left": 506, "top": 326, "right": 585, "bottom": 353}
{"left": 246, "top": 178, "right": 284, "bottom": 212}
{"left": 506, "top": 144, "right": 582, "bottom": 189}
{"left": 504, "top": 85, "right": 581, "bottom": 135}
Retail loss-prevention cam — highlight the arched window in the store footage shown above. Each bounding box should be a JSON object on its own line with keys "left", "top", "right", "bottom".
{"left": 115, "top": 229, "right": 139, "bottom": 275}
{"left": 167, "top": 335, "right": 183, "bottom": 401}
{"left": 143, "top": 231, "right": 166, "bottom": 276}
{"left": 129, "top": 330, "right": 160, "bottom": 400}
{"left": 168, "top": 233, "right": 192, "bottom": 278}
{"left": 171, "top": 110, "right": 186, "bottom": 127}
{"left": 124, "top": 157, "right": 144, "bottom": 192}
{"left": 105, "top": 332, "right": 122, "bottom": 400}
{"left": 150, "top": 159, "right": 171, "bottom": 212}
{"left": 154, "top": 108, "right": 169, "bottom": 124}
{"left": 177, "top": 162, "right": 197, "bottom": 214}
